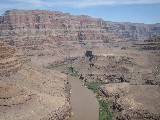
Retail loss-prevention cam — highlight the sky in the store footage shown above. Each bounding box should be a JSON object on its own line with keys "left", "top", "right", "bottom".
{"left": 0, "top": 0, "right": 160, "bottom": 24}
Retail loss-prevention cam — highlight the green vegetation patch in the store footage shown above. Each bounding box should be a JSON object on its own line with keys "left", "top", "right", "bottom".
{"left": 86, "top": 81, "right": 112, "bottom": 120}
{"left": 86, "top": 81, "right": 108, "bottom": 93}
{"left": 62, "top": 67, "right": 79, "bottom": 77}
{"left": 65, "top": 83, "right": 72, "bottom": 97}
{"left": 99, "top": 100, "right": 112, "bottom": 120}
{"left": 45, "top": 63, "right": 65, "bottom": 69}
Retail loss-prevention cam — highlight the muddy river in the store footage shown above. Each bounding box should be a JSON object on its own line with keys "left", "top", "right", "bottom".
{"left": 54, "top": 66, "right": 99, "bottom": 120}
{"left": 68, "top": 75, "right": 99, "bottom": 120}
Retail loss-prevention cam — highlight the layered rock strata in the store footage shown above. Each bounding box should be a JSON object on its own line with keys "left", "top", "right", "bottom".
{"left": 0, "top": 43, "right": 71, "bottom": 120}
{"left": 100, "top": 83, "right": 160, "bottom": 120}
{"left": 0, "top": 10, "right": 160, "bottom": 55}
{"left": 0, "top": 42, "right": 29, "bottom": 77}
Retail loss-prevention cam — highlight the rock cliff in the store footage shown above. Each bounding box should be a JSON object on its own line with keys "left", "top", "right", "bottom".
{"left": 106, "top": 22, "right": 160, "bottom": 41}
{"left": 0, "top": 42, "right": 29, "bottom": 77}
{"left": 0, "top": 10, "right": 107, "bottom": 48}
{"left": 0, "top": 10, "right": 160, "bottom": 52}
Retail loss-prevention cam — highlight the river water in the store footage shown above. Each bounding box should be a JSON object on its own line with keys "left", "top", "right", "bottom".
{"left": 54, "top": 66, "right": 99, "bottom": 120}
{"left": 68, "top": 75, "right": 99, "bottom": 120}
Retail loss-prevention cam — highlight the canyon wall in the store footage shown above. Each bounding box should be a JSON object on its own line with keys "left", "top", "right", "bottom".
{"left": 106, "top": 22, "right": 160, "bottom": 41}
{"left": 0, "top": 10, "right": 107, "bottom": 49}
{"left": 0, "top": 42, "right": 71, "bottom": 120}
{"left": 0, "top": 42, "right": 29, "bottom": 77}
{"left": 0, "top": 10, "right": 160, "bottom": 51}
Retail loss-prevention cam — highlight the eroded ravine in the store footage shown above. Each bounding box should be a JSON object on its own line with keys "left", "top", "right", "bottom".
{"left": 54, "top": 66, "right": 99, "bottom": 120}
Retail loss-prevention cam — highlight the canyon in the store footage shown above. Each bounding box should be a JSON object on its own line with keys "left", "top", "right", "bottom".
{"left": 0, "top": 10, "right": 160, "bottom": 120}
{"left": 0, "top": 10, "right": 160, "bottom": 55}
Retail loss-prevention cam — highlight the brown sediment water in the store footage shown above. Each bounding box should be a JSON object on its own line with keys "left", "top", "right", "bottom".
{"left": 54, "top": 66, "right": 99, "bottom": 120}
{"left": 68, "top": 75, "right": 99, "bottom": 120}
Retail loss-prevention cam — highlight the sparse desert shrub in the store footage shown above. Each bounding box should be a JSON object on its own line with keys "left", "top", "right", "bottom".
{"left": 86, "top": 81, "right": 108, "bottom": 93}
{"left": 99, "top": 100, "right": 112, "bottom": 120}
{"left": 86, "top": 81, "right": 112, "bottom": 120}
{"left": 62, "top": 67, "right": 79, "bottom": 77}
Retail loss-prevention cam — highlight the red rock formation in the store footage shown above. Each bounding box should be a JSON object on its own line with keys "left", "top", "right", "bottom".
{"left": 0, "top": 10, "right": 160, "bottom": 52}
{"left": 0, "top": 10, "right": 108, "bottom": 47}
{"left": 0, "top": 42, "right": 71, "bottom": 120}
{"left": 0, "top": 42, "right": 29, "bottom": 77}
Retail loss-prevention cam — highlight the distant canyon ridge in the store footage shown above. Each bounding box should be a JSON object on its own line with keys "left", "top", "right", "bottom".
{"left": 0, "top": 10, "right": 160, "bottom": 49}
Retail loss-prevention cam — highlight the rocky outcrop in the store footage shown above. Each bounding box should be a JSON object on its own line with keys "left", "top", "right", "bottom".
{"left": 0, "top": 10, "right": 108, "bottom": 49}
{"left": 68, "top": 49, "right": 159, "bottom": 84}
{"left": 0, "top": 42, "right": 29, "bottom": 77}
{"left": 145, "top": 36, "right": 160, "bottom": 42}
{"left": 0, "top": 43, "right": 71, "bottom": 120}
{"left": 100, "top": 83, "right": 160, "bottom": 120}
{"left": 0, "top": 10, "right": 160, "bottom": 54}
{"left": 0, "top": 65, "right": 71, "bottom": 120}
{"left": 106, "top": 22, "right": 160, "bottom": 41}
